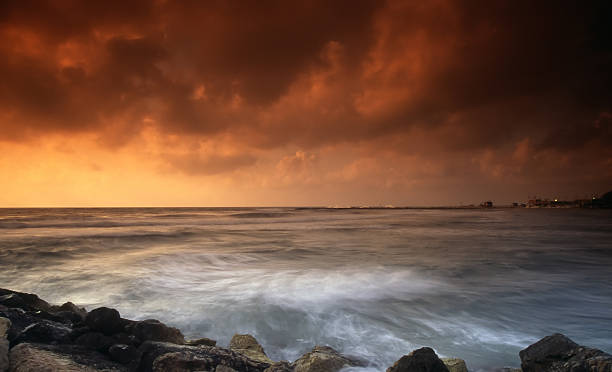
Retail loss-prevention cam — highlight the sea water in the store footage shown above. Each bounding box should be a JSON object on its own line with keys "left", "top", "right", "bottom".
{"left": 1, "top": 207, "right": 611, "bottom": 371}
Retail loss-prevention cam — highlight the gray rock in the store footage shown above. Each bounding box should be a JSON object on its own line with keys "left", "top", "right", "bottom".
{"left": 292, "top": 345, "right": 365, "bottom": 372}
{"left": 229, "top": 334, "right": 273, "bottom": 364}
{"left": 86, "top": 308, "right": 124, "bottom": 336}
{"left": 387, "top": 347, "right": 450, "bottom": 372}
{"left": 8, "top": 342, "right": 127, "bottom": 371}
{"left": 520, "top": 333, "right": 612, "bottom": 372}
{"left": 441, "top": 358, "right": 468, "bottom": 372}
{"left": 130, "top": 319, "right": 185, "bottom": 344}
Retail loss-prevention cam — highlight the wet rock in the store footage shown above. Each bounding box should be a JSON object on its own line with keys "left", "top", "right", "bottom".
{"left": 264, "top": 361, "right": 293, "bottom": 372}
{"left": 130, "top": 319, "right": 185, "bottom": 344}
{"left": 1, "top": 317, "right": 9, "bottom": 372}
{"left": 185, "top": 337, "right": 217, "bottom": 347}
{"left": 86, "top": 307, "right": 124, "bottom": 335}
{"left": 9, "top": 342, "right": 127, "bottom": 371}
{"left": 229, "top": 334, "right": 273, "bottom": 364}
{"left": 441, "top": 358, "right": 468, "bottom": 372}
{"left": 137, "top": 341, "right": 270, "bottom": 372}
{"left": 292, "top": 345, "right": 365, "bottom": 372}
{"left": 76, "top": 332, "right": 116, "bottom": 353}
{"left": 109, "top": 344, "right": 139, "bottom": 364}
{"left": 386, "top": 347, "right": 449, "bottom": 372}
{"left": 0, "top": 289, "right": 51, "bottom": 312}
{"left": 520, "top": 333, "right": 612, "bottom": 372}
{"left": 13, "top": 320, "right": 71, "bottom": 345}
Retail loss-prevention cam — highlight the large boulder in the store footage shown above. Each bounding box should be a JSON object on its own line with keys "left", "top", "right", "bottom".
{"left": 8, "top": 342, "right": 127, "bottom": 371}
{"left": 0, "top": 289, "right": 51, "bottom": 312}
{"left": 386, "top": 347, "right": 450, "bottom": 372}
{"left": 229, "top": 334, "right": 273, "bottom": 364}
{"left": 137, "top": 341, "right": 270, "bottom": 372}
{"left": 292, "top": 345, "right": 366, "bottom": 372}
{"left": 86, "top": 308, "right": 124, "bottom": 336}
{"left": 129, "top": 319, "right": 184, "bottom": 344}
{"left": 441, "top": 358, "right": 468, "bottom": 372}
{"left": 520, "top": 333, "right": 612, "bottom": 372}
{"left": 13, "top": 320, "right": 71, "bottom": 345}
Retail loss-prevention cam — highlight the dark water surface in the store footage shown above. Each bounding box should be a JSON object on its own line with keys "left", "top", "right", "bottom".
{"left": 1, "top": 208, "right": 611, "bottom": 371}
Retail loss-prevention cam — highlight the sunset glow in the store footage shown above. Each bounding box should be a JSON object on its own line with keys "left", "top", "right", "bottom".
{"left": 1, "top": 1, "right": 610, "bottom": 206}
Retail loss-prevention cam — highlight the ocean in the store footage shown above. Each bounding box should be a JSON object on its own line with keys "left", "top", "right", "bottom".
{"left": 0, "top": 207, "right": 611, "bottom": 371}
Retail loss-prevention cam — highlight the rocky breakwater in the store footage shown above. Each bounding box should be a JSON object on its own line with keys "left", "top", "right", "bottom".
{"left": 1, "top": 287, "right": 611, "bottom": 372}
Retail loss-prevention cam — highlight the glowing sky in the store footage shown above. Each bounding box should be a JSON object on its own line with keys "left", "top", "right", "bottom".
{"left": 1, "top": 1, "right": 611, "bottom": 206}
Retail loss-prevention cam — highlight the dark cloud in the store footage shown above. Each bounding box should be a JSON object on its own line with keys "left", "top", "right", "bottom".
{"left": 0, "top": 0, "right": 610, "bottom": 182}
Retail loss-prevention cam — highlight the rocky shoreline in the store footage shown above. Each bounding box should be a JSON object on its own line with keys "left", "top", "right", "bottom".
{"left": 1, "top": 287, "right": 611, "bottom": 372}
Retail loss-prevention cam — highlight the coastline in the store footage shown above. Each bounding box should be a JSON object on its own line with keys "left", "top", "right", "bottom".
{"left": 1, "top": 287, "right": 611, "bottom": 372}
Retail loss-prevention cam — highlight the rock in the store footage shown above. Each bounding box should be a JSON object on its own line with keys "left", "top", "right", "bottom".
{"left": 520, "top": 333, "right": 612, "bottom": 372}
{"left": 9, "top": 342, "right": 128, "bottom": 371}
{"left": 1, "top": 338, "right": 7, "bottom": 372}
{"left": 130, "top": 319, "right": 185, "bottom": 344}
{"left": 0, "top": 318, "right": 10, "bottom": 338}
{"left": 86, "top": 307, "right": 124, "bottom": 335}
{"left": 185, "top": 337, "right": 217, "bottom": 347}
{"left": 441, "top": 358, "right": 468, "bottom": 372}
{"left": 264, "top": 361, "right": 293, "bottom": 372}
{"left": 13, "top": 320, "right": 71, "bottom": 345}
{"left": 76, "top": 332, "right": 116, "bottom": 353}
{"left": 109, "top": 344, "right": 139, "bottom": 364}
{"left": 112, "top": 332, "right": 139, "bottom": 346}
{"left": 229, "top": 334, "right": 273, "bottom": 364}
{"left": 137, "top": 341, "right": 270, "bottom": 372}
{"left": 1, "top": 317, "right": 9, "bottom": 372}
{"left": 0, "top": 289, "right": 51, "bottom": 312}
{"left": 292, "top": 345, "right": 366, "bottom": 372}
{"left": 151, "top": 351, "right": 210, "bottom": 371}
{"left": 216, "top": 365, "right": 238, "bottom": 372}
{"left": 0, "top": 307, "right": 46, "bottom": 341}
{"left": 386, "top": 347, "right": 450, "bottom": 372}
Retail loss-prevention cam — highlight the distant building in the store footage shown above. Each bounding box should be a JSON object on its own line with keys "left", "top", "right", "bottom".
{"left": 480, "top": 201, "right": 493, "bottom": 208}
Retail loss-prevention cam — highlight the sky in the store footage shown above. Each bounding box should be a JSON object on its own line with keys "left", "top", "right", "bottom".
{"left": 0, "top": 1, "right": 611, "bottom": 207}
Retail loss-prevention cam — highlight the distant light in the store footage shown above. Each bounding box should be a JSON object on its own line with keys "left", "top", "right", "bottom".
{"left": 554, "top": 198, "right": 558, "bottom": 202}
